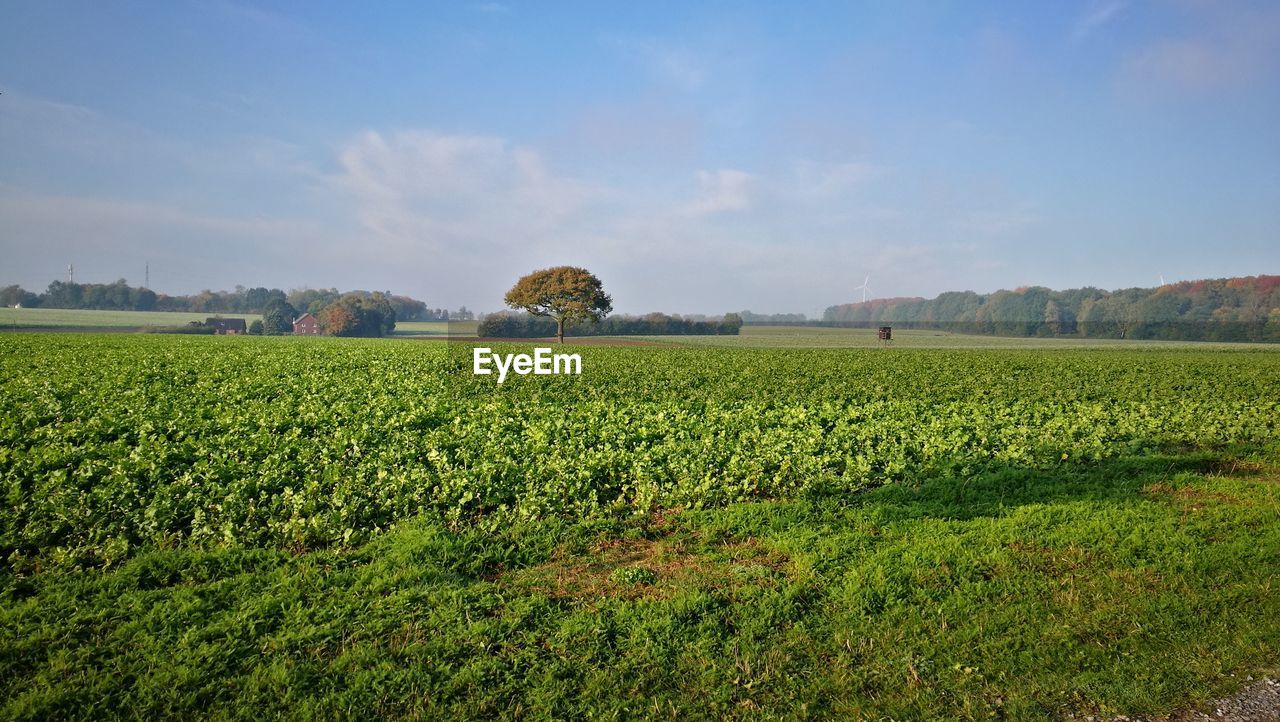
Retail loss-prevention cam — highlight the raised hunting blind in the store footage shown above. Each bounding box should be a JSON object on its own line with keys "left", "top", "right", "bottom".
{"left": 878, "top": 326, "right": 892, "bottom": 342}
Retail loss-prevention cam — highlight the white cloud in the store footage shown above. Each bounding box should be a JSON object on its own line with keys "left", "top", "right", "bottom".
{"left": 683, "top": 169, "right": 759, "bottom": 216}
{"left": 1071, "top": 1, "right": 1128, "bottom": 41}
{"left": 953, "top": 205, "right": 1041, "bottom": 237}
{"left": 0, "top": 99, "right": 1040, "bottom": 315}
{"left": 566, "top": 99, "right": 702, "bottom": 160}
{"left": 1123, "top": 39, "right": 1225, "bottom": 94}
{"left": 785, "top": 160, "right": 880, "bottom": 202}
{"left": 0, "top": 193, "right": 312, "bottom": 237}
{"left": 202, "top": 0, "right": 322, "bottom": 44}
{"left": 1117, "top": 2, "right": 1280, "bottom": 98}
{"left": 334, "top": 129, "right": 598, "bottom": 252}
{"left": 327, "top": 135, "right": 973, "bottom": 311}
{"left": 0, "top": 191, "right": 329, "bottom": 290}
{"left": 607, "top": 36, "right": 709, "bottom": 92}
{"left": 0, "top": 89, "right": 320, "bottom": 184}
{"left": 0, "top": 91, "right": 154, "bottom": 161}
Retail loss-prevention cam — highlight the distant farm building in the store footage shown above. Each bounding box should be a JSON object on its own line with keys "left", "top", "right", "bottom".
{"left": 293, "top": 313, "right": 321, "bottom": 335}
{"left": 205, "top": 317, "right": 247, "bottom": 335}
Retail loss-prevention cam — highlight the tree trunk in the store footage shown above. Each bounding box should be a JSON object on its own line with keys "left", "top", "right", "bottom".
{"left": 556, "top": 317, "right": 565, "bottom": 344}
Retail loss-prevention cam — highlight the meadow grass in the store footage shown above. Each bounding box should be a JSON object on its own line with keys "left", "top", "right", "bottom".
{"left": 393, "top": 320, "right": 478, "bottom": 336}
{"left": 640, "top": 325, "right": 1280, "bottom": 349}
{"left": 3, "top": 309, "right": 1272, "bottom": 351}
{"left": 2, "top": 334, "right": 1278, "bottom": 719}
{"left": 0, "top": 309, "right": 481, "bottom": 337}
{"left": 0, "top": 307, "right": 258, "bottom": 330}
{"left": 3, "top": 445, "right": 1278, "bottom": 720}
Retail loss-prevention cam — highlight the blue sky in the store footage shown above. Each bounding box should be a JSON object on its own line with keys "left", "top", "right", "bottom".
{"left": 2, "top": 1, "right": 1277, "bottom": 315}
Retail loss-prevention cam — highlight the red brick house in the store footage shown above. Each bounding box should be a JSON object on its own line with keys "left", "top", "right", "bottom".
{"left": 205, "top": 317, "right": 247, "bottom": 335}
{"left": 293, "top": 313, "right": 321, "bottom": 335}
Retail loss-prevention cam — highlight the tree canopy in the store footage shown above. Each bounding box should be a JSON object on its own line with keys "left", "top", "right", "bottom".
{"left": 822, "top": 275, "right": 1280, "bottom": 342}
{"left": 503, "top": 266, "right": 612, "bottom": 343}
{"left": 478, "top": 311, "right": 741, "bottom": 338}
{"left": 1, "top": 279, "right": 435, "bottom": 319}
{"left": 316, "top": 293, "right": 397, "bottom": 337}
{"left": 261, "top": 299, "right": 298, "bottom": 336}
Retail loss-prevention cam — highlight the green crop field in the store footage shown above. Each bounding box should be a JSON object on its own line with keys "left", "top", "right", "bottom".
{"left": 0, "top": 307, "right": 259, "bottom": 331}
{"left": 647, "top": 325, "right": 1280, "bottom": 349}
{"left": 0, "top": 309, "right": 481, "bottom": 338}
{"left": 2, "top": 334, "right": 1279, "bottom": 720}
{"left": 392, "top": 320, "right": 478, "bottom": 337}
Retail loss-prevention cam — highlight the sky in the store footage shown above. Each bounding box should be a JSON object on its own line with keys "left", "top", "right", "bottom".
{"left": 1, "top": 1, "right": 1278, "bottom": 316}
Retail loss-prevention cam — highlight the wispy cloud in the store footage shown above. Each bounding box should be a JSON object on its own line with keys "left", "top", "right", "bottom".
{"left": 1116, "top": 2, "right": 1280, "bottom": 98}
{"left": 785, "top": 160, "right": 880, "bottom": 202}
{"left": 952, "top": 205, "right": 1041, "bottom": 237}
{"left": 0, "top": 91, "right": 153, "bottom": 160}
{"left": 0, "top": 192, "right": 315, "bottom": 237}
{"left": 606, "top": 35, "right": 709, "bottom": 91}
{"left": 683, "top": 169, "right": 759, "bottom": 216}
{"left": 201, "top": 0, "right": 322, "bottom": 43}
{"left": 0, "top": 191, "right": 328, "bottom": 289}
{"left": 1071, "top": 1, "right": 1128, "bottom": 41}
{"left": 334, "top": 129, "right": 600, "bottom": 253}
{"left": 0, "top": 90, "right": 320, "bottom": 182}
{"left": 327, "top": 130, "right": 930, "bottom": 311}
{"left": 566, "top": 98, "right": 702, "bottom": 160}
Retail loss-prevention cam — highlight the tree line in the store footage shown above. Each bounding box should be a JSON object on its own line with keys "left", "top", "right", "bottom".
{"left": 738, "top": 310, "right": 809, "bottom": 324}
{"left": 479, "top": 312, "right": 743, "bottom": 338}
{"left": 822, "top": 275, "right": 1280, "bottom": 342}
{"left": 151, "top": 294, "right": 397, "bottom": 338}
{"left": 1, "top": 280, "right": 474, "bottom": 322}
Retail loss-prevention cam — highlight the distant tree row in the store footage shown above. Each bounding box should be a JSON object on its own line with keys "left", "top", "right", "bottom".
{"left": 0, "top": 280, "right": 475, "bottom": 321}
{"left": 601, "top": 310, "right": 807, "bottom": 324}
{"left": 738, "top": 310, "right": 809, "bottom": 324}
{"left": 0, "top": 280, "right": 293, "bottom": 314}
{"left": 822, "top": 275, "right": 1280, "bottom": 343}
{"left": 478, "top": 312, "right": 743, "bottom": 338}
{"left": 3, "top": 280, "right": 163, "bottom": 311}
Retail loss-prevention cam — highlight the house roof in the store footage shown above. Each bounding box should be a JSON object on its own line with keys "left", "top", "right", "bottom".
{"left": 294, "top": 313, "right": 317, "bottom": 323}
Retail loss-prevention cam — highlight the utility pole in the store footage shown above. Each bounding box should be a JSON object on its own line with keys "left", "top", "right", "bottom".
{"left": 145, "top": 262, "right": 149, "bottom": 289}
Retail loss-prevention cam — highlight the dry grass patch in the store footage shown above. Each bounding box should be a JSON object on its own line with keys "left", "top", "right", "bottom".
{"left": 498, "top": 534, "right": 792, "bottom": 604}
{"left": 1141, "top": 482, "right": 1241, "bottom": 508}
{"left": 1200, "top": 458, "right": 1267, "bottom": 477}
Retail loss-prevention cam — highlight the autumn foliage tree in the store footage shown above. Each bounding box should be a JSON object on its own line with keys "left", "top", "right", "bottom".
{"left": 503, "top": 266, "right": 612, "bottom": 343}
{"left": 317, "top": 293, "right": 396, "bottom": 337}
{"left": 822, "top": 275, "right": 1280, "bottom": 342}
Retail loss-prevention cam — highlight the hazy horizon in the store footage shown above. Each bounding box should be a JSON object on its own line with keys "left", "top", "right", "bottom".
{"left": 3, "top": 1, "right": 1278, "bottom": 317}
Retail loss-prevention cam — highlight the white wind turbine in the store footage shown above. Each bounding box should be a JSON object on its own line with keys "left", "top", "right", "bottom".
{"left": 855, "top": 274, "right": 873, "bottom": 303}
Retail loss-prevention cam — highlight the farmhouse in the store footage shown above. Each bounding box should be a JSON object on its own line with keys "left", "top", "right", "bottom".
{"left": 293, "top": 313, "right": 321, "bottom": 335}
{"left": 205, "top": 317, "right": 246, "bottom": 335}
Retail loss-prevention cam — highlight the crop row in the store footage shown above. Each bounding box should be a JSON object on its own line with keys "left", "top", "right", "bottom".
{"left": 2, "top": 335, "right": 1277, "bottom": 570}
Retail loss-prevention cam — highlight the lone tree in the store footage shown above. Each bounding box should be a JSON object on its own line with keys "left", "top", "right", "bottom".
{"left": 504, "top": 266, "right": 612, "bottom": 343}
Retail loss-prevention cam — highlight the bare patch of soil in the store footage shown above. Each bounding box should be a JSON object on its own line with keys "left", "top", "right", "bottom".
{"left": 497, "top": 534, "right": 792, "bottom": 604}
{"left": 1141, "top": 482, "right": 1242, "bottom": 507}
